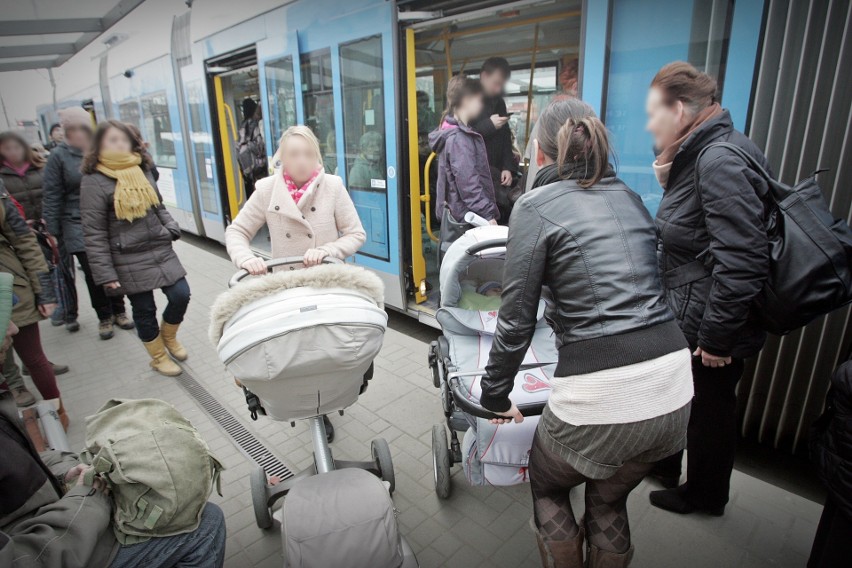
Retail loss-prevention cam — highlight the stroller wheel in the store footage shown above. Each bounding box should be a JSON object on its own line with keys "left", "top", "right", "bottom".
{"left": 432, "top": 424, "right": 452, "bottom": 499}
{"left": 250, "top": 466, "right": 274, "bottom": 529}
{"left": 371, "top": 438, "right": 395, "bottom": 494}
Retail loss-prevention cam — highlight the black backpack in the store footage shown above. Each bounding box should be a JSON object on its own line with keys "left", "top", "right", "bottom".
{"left": 696, "top": 142, "right": 852, "bottom": 335}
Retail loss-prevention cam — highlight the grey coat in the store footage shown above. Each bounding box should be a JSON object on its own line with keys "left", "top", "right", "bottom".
{"left": 80, "top": 170, "right": 186, "bottom": 296}
{"left": 42, "top": 143, "right": 85, "bottom": 253}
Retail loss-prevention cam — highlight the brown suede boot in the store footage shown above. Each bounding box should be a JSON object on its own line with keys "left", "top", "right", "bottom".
{"left": 160, "top": 322, "right": 188, "bottom": 361}
{"left": 587, "top": 544, "right": 634, "bottom": 568}
{"left": 143, "top": 335, "right": 182, "bottom": 377}
{"left": 531, "top": 519, "right": 585, "bottom": 568}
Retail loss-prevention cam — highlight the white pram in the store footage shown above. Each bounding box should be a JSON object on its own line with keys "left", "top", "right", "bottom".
{"left": 210, "top": 258, "right": 417, "bottom": 568}
{"left": 427, "top": 226, "right": 556, "bottom": 497}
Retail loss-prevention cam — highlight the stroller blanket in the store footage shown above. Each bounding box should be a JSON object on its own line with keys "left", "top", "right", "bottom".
{"left": 210, "top": 265, "right": 387, "bottom": 421}
{"left": 439, "top": 307, "right": 557, "bottom": 486}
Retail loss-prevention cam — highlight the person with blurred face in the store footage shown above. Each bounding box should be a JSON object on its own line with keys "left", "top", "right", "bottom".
{"left": 470, "top": 57, "right": 516, "bottom": 220}
{"left": 80, "top": 120, "right": 189, "bottom": 378}
{"left": 0, "top": 131, "right": 70, "bottom": 407}
{"left": 42, "top": 108, "right": 133, "bottom": 339}
{"left": 225, "top": 124, "right": 366, "bottom": 443}
{"left": 559, "top": 56, "right": 579, "bottom": 97}
{"left": 429, "top": 75, "right": 499, "bottom": 250}
{"left": 645, "top": 62, "right": 772, "bottom": 518}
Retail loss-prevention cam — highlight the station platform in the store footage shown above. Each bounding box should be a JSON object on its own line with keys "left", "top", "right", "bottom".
{"left": 31, "top": 238, "right": 822, "bottom": 568}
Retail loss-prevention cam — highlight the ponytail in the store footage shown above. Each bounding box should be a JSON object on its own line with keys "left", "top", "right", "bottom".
{"left": 555, "top": 115, "right": 611, "bottom": 188}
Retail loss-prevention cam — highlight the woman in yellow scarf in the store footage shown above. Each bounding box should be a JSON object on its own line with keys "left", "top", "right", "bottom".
{"left": 80, "top": 120, "right": 190, "bottom": 377}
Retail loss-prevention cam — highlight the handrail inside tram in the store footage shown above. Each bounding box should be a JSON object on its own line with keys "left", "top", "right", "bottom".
{"left": 422, "top": 152, "right": 439, "bottom": 243}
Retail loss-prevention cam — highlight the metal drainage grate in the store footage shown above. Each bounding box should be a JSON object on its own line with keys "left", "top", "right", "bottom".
{"left": 175, "top": 369, "right": 294, "bottom": 481}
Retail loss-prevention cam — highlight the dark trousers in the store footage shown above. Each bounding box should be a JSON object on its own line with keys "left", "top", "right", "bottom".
{"left": 654, "top": 357, "right": 744, "bottom": 509}
{"left": 126, "top": 277, "right": 191, "bottom": 342}
{"left": 808, "top": 496, "right": 852, "bottom": 567}
{"left": 12, "top": 323, "right": 59, "bottom": 400}
{"left": 68, "top": 251, "right": 126, "bottom": 322}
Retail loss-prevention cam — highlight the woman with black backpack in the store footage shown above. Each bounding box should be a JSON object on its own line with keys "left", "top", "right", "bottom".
{"left": 646, "top": 62, "right": 773, "bottom": 517}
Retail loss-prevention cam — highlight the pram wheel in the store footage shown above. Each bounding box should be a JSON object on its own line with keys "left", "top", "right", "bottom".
{"left": 371, "top": 438, "right": 395, "bottom": 494}
{"left": 432, "top": 424, "right": 452, "bottom": 499}
{"left": 250, "top": 466, "right": 274, "bottom": 529}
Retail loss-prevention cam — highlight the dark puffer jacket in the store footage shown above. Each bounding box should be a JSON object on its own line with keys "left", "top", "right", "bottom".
{"left": 0, "top": 163, "right": 44, "bottom": 221}
{"left": 811, "top": 359, "right": 852, "bottom": 521}
{"left": 481, "top": 174, "right": 687, "bottom": 412}
{"left": 42, "top": 143, "right": 85, "bottom": 253}
{"left": 428, "top": 117, "right": 499, "bottom": 223}
{"left": 80, "top": 170, "right": 186, "bottom": 296}
{"left": 656, "top": 110, "right": 772, "bottom": 359}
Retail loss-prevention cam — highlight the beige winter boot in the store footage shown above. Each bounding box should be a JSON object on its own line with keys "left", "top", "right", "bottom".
{"left": 532, "top": 518, "right": 585, "bottom": 568}
{"left": 143, "top": 335, "right": 182, "bottom": 377}
{"left": 587, "top": 544, "right": 634, "bottom": 568}
{"left": 160, "top": 321, "right": 188, "bottom": 361}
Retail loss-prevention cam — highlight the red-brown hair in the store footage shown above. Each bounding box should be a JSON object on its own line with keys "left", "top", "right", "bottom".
{"left": 651, "top": 61, "right": 718, "bottom": 113}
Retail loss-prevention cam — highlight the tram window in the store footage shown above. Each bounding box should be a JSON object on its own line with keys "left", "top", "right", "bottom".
{"left": 186, "top": 80, "right": 218, "bottom": 215}
{"left": 118, "top": 101, "right": 142, "bottom": 132}
{"left": 300, "top": 50, "right": 336, "bottom": 174}
{"left": 140, "top": 92, "right": 177, "bottom": 168}
{"left": 340, "top": 35, "right": 386, "bottom": 192}
{"left": 265, "top": 56, "right": 297, "bottom": 149}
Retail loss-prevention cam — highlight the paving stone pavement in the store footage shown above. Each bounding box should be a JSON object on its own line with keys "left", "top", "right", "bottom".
{"left": 25, "top": 238, "right": 822, "bottom": 568}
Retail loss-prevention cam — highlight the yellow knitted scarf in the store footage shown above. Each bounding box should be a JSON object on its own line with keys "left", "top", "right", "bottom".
{"left": 96, "top": 152, "right": 160, "bottom": 222}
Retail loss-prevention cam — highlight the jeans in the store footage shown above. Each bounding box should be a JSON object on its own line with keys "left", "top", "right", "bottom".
{"left": 127, "top": 277, "right": 191, "bottom": 342}
{"left": 654, "top": 357, "right": 745, "bottom": 509}
{"left": 69, "top": 251, "right": 126, "bottom": 322}
{"left": 110, "top": 503, "right": 226, "bottom": 568}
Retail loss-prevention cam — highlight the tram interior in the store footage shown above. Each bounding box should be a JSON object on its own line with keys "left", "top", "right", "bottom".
{"left": 409, "top": 0, "right": 583, "bottom": 315}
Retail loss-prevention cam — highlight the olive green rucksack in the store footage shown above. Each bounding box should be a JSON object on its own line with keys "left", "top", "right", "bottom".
{"left": 80, "top": 399, "right": 224, "bottom": 544}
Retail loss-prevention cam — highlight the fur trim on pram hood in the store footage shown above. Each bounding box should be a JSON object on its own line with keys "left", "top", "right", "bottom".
{"left": 209, "top": 264, "right": 384, "bottom": 344}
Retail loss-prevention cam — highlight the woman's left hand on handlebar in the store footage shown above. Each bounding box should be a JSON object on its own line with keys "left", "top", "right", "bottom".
{"left": 489, "top": 401, "right": 523, "bottom": 425}
{"left": 303, "top": 248, "right": 329, "bottom": 267}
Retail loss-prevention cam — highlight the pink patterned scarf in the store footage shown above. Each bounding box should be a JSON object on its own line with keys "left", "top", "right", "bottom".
{"left": 282, "top": 168, "right": 321, "bottom": 205}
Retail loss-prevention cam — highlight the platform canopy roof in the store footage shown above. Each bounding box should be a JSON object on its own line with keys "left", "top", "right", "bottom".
{"left": 0, "top": 0, "right": 146, "bottom": 72}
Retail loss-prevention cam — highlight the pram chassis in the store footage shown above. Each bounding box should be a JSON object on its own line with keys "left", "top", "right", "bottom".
{"left": 229, "top": 257, "right": 395, "bottom": 529}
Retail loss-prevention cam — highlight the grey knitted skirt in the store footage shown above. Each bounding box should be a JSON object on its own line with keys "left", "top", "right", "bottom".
{"left": 535, "top": 402, "right": 691, "bottom": 479}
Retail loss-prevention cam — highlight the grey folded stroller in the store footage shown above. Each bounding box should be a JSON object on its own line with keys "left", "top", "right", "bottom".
{"left": 210, "top": 258, "right": 417, "bottom": 568}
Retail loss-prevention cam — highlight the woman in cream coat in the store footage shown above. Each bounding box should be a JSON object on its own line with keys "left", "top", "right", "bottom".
{"left": 225, "top": 125, "right": 366, "bottom": 441}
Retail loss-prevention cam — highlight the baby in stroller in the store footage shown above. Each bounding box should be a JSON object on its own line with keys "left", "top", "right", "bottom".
{"left": 428, "top": 224, "right": 556, "bottom": 497}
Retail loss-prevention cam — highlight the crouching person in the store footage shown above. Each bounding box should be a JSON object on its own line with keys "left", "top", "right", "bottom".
{"left": 80, "top": 120, "right": 190, "bottom": 377}
{"left": 0, "top": 272, "right": 226, "bottom": 568}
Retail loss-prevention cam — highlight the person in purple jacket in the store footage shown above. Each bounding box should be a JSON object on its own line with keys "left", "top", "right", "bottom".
{"left": 429, "top": 75, "right": 499, "bottom": 250}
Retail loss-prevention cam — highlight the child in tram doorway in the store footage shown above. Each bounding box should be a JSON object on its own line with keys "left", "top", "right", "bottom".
{"left": 80, "top": 120, "right": 190, "bottom": 378}
{"left": 225, "top": 124, "right": 366, "bottom": 443}
{"left": 429, "top": 75, "right": 499, "bottom": 249}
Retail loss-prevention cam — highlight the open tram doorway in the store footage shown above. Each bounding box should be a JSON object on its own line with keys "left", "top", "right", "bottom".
{"left": 402, "top": 0, "right": 583, "bottom": 322}
{"left": 206, "top": 47, "right": 271, "bottom": 254}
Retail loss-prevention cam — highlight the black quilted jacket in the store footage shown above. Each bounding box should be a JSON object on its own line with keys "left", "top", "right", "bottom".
{"left": 655, "top": 110, "right": 771, "bottom": 358}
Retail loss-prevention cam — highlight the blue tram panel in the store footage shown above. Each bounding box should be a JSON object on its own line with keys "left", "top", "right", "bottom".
{"left": 352, "top": 190, "right": 389, "bottom": 260}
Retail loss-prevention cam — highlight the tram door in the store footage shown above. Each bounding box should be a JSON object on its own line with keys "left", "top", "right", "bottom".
{"left": 206, "top": 48, "right": 271, "bottom": 253}
{"left": 404, "top": 1, "right": 583, "bottom": 314}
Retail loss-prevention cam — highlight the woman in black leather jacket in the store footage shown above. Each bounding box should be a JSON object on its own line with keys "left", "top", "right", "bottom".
{"left": 646, "top": 62, "right": 771, "bottom": 518}
{"left": 481, "top": 99, "right": 693, "bottom": 568}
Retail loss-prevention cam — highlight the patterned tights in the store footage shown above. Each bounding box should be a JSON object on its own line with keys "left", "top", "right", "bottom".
{"left": 529, "top": 431, "right": 653, "bottom": 553}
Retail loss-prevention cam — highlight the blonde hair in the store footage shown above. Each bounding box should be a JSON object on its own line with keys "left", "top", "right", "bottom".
{"left": 274, "top": 125, "right": 323, "bottom": 168}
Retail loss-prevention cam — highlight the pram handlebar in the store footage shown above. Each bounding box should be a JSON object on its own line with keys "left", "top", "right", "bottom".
{"left": 465, "top": 239, "right": 508, "bottom": 257}
{"left": 446, "top": 362, "right": 555, "bottom": 420}
{"left": 228, "top": 256, "right": 343, "bottom": 288}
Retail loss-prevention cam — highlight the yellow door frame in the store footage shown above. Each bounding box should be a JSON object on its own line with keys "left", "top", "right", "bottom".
{"left": 406, "top": 28, "right": 428, "bottom": 304}
{"left": 213, "top": 75, "right": 245, "bottom": 222}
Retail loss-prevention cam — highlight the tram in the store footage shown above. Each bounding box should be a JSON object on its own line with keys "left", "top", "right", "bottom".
{"left": 35, "top": 0, "right": 764, "bottom": 326}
